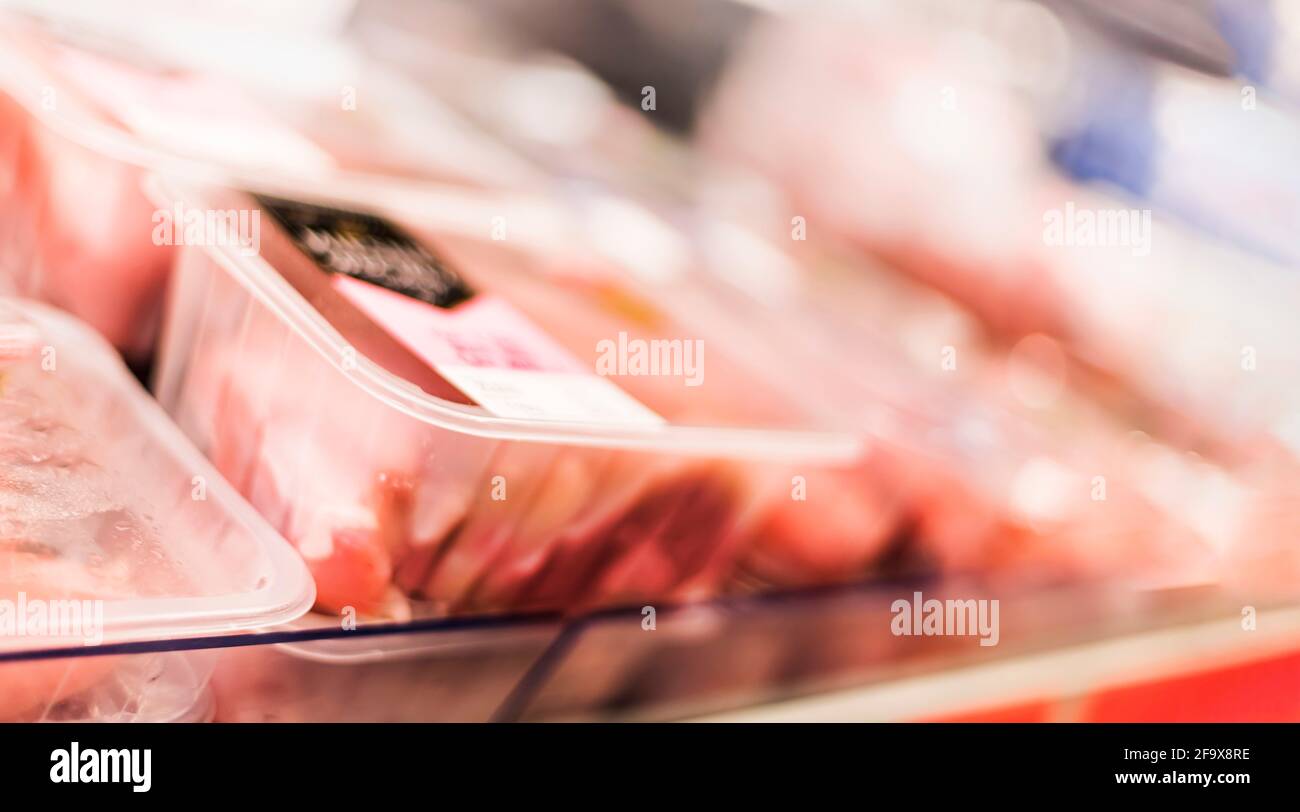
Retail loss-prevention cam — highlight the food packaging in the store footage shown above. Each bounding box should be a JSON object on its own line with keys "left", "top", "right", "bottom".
{"left": 0, "top": 296, "right": 313, "bottom": 720}
{"left": 0, "top": 11, "right": 545, "bottom": 361}
{"left": 148, "top": 176, "right": 897, "bottom": 631}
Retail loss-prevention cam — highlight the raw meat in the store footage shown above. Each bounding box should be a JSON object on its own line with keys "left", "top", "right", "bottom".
{"left": 195, "top": 332, "right": 760, "bottom": 617}
{"left": 0, "top": 553, "right": 121, "bottom": 720}
{"left": 0, "top": 86, "right": 172, "bottom": 362}
{"left": 0, "top": 315, "right": 186, "bottom": 718}
{"left": 170, "top": 201, "right": 892, "bottom": 618}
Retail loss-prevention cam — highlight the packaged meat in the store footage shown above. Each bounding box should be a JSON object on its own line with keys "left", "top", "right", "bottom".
{"left": 149, "top": 176, "right": 901, "bottom": 625}
{"left": 147, "top": 168, "right": 1251, "bottom": 632}
{"left": 670, "top": 211, "right": 1279, "bottom": 594}
{"left": 699, "top": 8, "right": 1065, "bottom": 341}
{"left": 0, "top": 58, "right": 172, "bottom": 361}
{"left": 0, "top": 11, "right": 545, "bottom": 361}
{"left": 699, "top": 6, "right": 1300, "bottom": 466}
{"left": 0, "top": 297, "right": 313, "bottom": 720}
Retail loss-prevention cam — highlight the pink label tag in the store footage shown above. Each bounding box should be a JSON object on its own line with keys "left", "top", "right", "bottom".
{"left": 333, "top": 275, "right": 586, "bottom": 372}
{"left": 333, "top": 276, "right": 663, "bottom": 425}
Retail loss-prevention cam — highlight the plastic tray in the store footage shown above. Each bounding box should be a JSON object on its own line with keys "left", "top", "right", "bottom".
{"left": 148, "top": 176, "right": 902, "bottom": 642}
{"left": 0, "top": 297, "right": 314, "bottom": 720}
{"left": 667, "top": 204, "right": 1300, "bottom": 594}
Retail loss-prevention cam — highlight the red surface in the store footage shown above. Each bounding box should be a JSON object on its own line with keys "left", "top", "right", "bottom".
{"left": 1081, "top": 649, "right": 1300, "bottom": 722}
{"left": 920, "top": 648, "right": 1300, "bottom": 722}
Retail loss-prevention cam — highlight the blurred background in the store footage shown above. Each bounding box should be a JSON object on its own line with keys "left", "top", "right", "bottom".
{"left": 3, "top": 0, "right": 1300, "bottom": 722}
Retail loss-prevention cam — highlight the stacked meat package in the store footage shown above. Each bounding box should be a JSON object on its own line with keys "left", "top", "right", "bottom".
{"left": 0, "top": 299, "right": 312, "bottom": 720}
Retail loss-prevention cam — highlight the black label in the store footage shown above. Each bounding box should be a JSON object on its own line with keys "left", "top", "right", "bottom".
{"left": 255, "top": 195, "right": 474, "bottom": 308}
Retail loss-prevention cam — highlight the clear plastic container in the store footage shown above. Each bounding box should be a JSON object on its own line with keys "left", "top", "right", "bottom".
{"left": 0, "top": 68, "right": 171, "bottom": 361}
{"left": 148, "top": 176, "right": 898, "bottom": 630}
{"left": 665, "top": 207, "right": 1281, "bottom": 594}
{"left": 0, "top": 11, "right": 547, "bottom": 361}
{"left": 0, "top": 297, "right": 314, "bottom": 721}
